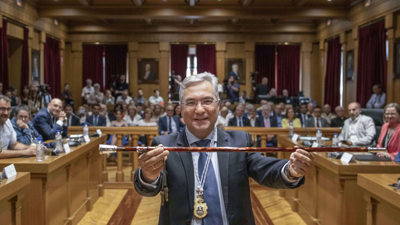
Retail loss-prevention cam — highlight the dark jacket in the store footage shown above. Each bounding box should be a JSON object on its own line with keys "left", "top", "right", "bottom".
{"left": 297, "top": 113, "right": 313, "bottom": 127}
{"left": 32, "top": 108, "right": 68, "bottom": 141}
{"left": 255, "top": 116, "right": 278, "bottom": 147}
{"left": 11, "top": 118, "right": 43, "bottom": 145}
{"left": 331, "top": 117, "right": 347, "bottom": 128}
{"left": 158, "top": 115, "right": 186, "bottom": 135}
{"left": 228, "top": 116, "right": 251, "bottom": 127}
{"left": 86, "top": 114, "right": 106, "bottom": 126}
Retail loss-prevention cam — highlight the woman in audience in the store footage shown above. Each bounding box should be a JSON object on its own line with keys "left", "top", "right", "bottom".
{"left": 152, "top": 104, "right": 164, "bottom": 124}
{"left": 174, "top": 104, "right": 184, "bottom": 124}
{"left": 282, "top": 108, "right": 301, "bottom": 128}
{"left": 376, "top": 103, "right": 400, "bottom": 161}
{"left": 143, "top": 100, "right": 150, "bottom": 110}
{"left": 108, "top": 108, "right": 129, "bottom": 146}
{"left": 124, "top": 105, "right": 142, "bottom": 126}
{"left": 217, "top": 107, "right": 233, "bottom": 129}
{"left": 103, "top": 89, "right": 115, "bottom": 105}
{"left": 137, "top": 108, "right": 158, "bottom": 146}
{"left": 9, "top": 87, "right": 19, "bottom": 107}
{"left": 61, "top": 83, "right": 74, "bottom": 106}
{"left": 19, "top": 86, "right": 30, "bottom": 106}
{"left": 29, "top": 88, "right": 40, "bottom": 116}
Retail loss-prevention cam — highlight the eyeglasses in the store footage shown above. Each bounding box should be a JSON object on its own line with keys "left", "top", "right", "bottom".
{"left": 0, "top": 107, "right": 12, "bottom": 112}
{"left": 384, "top": 113, "right": 398, "bottom": 117}
{"left": 17, "top": 116, "right": 29, "bottom": 120}
{"left": 181, "top": 99, "right": 218, "bottom": 109}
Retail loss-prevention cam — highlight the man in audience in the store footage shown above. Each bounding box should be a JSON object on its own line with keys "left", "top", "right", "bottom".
{"left": 274, "top": 104, "right": 284, "bottom": 127}
{"left": 77, "top": 105, "right": 88, "bottom": 124}
{"left": 298, "top": 103, "right": 312, "bottom": 127}
{"left": 148, "top": 89, "right": 164, "bottom": 105}
{"left": 255, "top": 104, "right": 278, "bottom": 146}
{"left": 81, "top": 79, "right": 94, "bottom": 103}
{"left": 134, "top": 88, "right": 147, "bottom": 105}
{"left": 256, "top": 100, "right": 268, "bottom": 112}
{"left": 226, "top": 75, "right": 240, "bottom": 103}
{"left": 11, "top": 105, "right": 43, "bottom": 145}
{"left": 86, "top": 104, "right": 106, "bottom": 126}
{"left": 65, "top": 104, "right": 80, "bottom": 126}
{"left": 228, "top": 105, "right": 251, "bottom": 127}
{"left": 307, "top": 102, "right": 314, "bottom": 116}
{"left": 158, "top": 105, "right": 185, "bottom": 135}
{"left": 339, "top": 102, "right": 376, "bottom": 146}
{"left": 366, "top": 84, "right": 386, "bottom": 108}
{"left": 0, "top": 96, "right": 37, "bottom": 158}
{"left": 114, "top": 74, "right": 129, "bottom": 100}
{"left": 331, "top": 106, "right": 347, "bottom": 127}
{"left": 103, "top": 89, "right": 115, "bottom": 105}
{"left": 239, "top": 91, "right": 247, "bottom": 104}
{"left": 116, "top": 90, "right": 132, "bottom": 105}
{"left": 268, "top": 101, "right": 276, "bottom": 117}
{"left": 32, "top": 98, "right": 68, "bottom": 141}
{"left": 136, "top": 103, "right": 144, "bottom": 118}
{"left": 307, "top": 106, "right": 328, "bottom": 127}
{"left": 87, "top": 83, "right": 104, "bottom": 105}
{"left": 282, "top": 89, "right": 289, "bottom": 98}
{"left": 254, "top": 77, "right": 269, "bottom": 103}
{"left": 321, "top": 104, "right": 337, "bottom": 125}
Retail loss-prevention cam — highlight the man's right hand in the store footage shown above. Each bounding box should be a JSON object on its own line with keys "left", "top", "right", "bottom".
{"left": 25, "top": 144, "right": 37, "bottom": 156}
{"left": 58, "top": 111, "right": 66, "bottom": 122}
{"left": 139, "top": 144, "right": 169, "bottom": 183}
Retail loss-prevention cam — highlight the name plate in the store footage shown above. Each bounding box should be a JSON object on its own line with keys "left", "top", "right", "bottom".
{"left": 3, "top": 164, "right": 17, "bottom": 179}
{"left": 340, "top": 152, "right": 356, "bottom": 163}
{"left": 96, "top": 129, "right": 102, "bottom": 136}
{"left": 63, "top": 143, "right": 71, "bottom": 154}
{"left": 84, "top": 135, "right": 91, "bottom": 143}
{"left": 311, "top": 142, "right": 319, "bottom": 147}
{"left": 291, "top": 134, "right": 299, "bottom": 143}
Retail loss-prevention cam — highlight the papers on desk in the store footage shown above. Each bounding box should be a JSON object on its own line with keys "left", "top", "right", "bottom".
{"left": 69, "top": 134, "right": 83, "bottom": 138}
{"left": 300, "top": 137, "right": 330, "bottom": 141}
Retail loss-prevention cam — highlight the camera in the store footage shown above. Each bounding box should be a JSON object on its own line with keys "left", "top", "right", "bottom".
{"left": 38, "top": 84, "right": 50, "bottom": 93}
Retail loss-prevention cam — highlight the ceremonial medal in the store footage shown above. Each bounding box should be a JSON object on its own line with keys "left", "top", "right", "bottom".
{"left": 194, "top": 195, "right": 208, "bottom": 218}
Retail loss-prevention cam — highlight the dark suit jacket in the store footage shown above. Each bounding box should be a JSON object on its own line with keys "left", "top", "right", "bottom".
{"left": 297, "top": 113, "right": 313, "bottom": 127}
{"left": 307, "top": 117, "right": 328, "bottom": 128}
{"left": 86, "top": 115, "right": 106, "bottom": 126}
{"left": 134, "top": 129, "right": 304, "bottom": 225}
{"left": 331, "top": 117, "right": 347, "bottom": 127}
{"left": 228, "top": 116, "right": 251, "bottom": 127}
{"left": 255, "top": 116, "right": 278, "bottom": 146}
{"left": 158, "top": 115, "right": 186, "bottom": 135}
{"left": 67, "top": 115, "right": 81, "bottom": 126}
{"left": 32, "top": 108, "right": 68, "bottom": 141}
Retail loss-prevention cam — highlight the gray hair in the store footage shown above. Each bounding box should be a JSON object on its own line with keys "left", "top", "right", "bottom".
{"left": 0, "top": 95, "right": 11, "bottom": 103}
{"left": 220, "top": 106, "right": 229, "bottom": 112}
{"left": 245, "top": 104, "right": 254, "bottom": 111}
{"left": 94, "top": 83, "right": 100, "bottom": 88}
{"left": 15, "top": 105, "right": 30, "bottom": 115}
{"left": 179, "top": 72, "right": 219, "bottom": 102}
{"left": 262, "top": 104, "right": 271, "bottom": 111}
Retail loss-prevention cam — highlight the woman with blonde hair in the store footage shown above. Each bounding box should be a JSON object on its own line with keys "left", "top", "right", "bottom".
{"left": 376, "top": 103, "right": 400, "bottom": 162}
{"left": 124, "top": 105, "right": 142, "bottom": 126}
{"left": 281, "top": 108, "right": 301, "bottom": 128}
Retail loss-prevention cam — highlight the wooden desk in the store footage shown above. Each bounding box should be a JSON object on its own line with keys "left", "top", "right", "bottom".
{"left": 0, "top": 172, "right": 30, "bottom": 225}
{"left": 277, "top": 136, "right": 400, "bottom": 225}
{"left": 358, "top": 174, "right": 400, "bottom": 225}
{"left": 0, "top": 136, "right": 107, "bottom": 225}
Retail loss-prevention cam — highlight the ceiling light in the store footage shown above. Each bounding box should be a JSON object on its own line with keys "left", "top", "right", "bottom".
{"left": 365, "top": 0, "right": 371, "bottom": 7}
{"left": 284, "top": 42, "right": 289, "bottom": 45}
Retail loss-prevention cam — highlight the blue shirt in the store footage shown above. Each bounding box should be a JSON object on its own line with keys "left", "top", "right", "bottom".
{"left": 11, "top": 118, "right": 44, "bottom": 145}
{"left": 276, "top": 115, "right": 283, "bottom": 127}
{"left": 227, "top": 83, "right": 240, "bottom": 103}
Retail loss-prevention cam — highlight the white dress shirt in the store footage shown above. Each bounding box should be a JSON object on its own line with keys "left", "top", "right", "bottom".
{"left": 148, "top": 96, "right": 164, "bottom": 105}
{"left": 81, "top": 86, "right": 94, "bottom": 99}
{"left": 123, "top": 114, "right": 142, "bottom": 126}
{"left": 116, "top": 96, "right": 133, "bottom": 105}
{"left": 366, "top": 93, "right": 386, "bottom": 109}
{"left": 0, "top": 119, "right": 17, "bottom": 150}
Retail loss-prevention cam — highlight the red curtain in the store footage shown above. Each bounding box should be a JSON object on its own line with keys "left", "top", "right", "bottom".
{"left": 44, "top": 36, "right": 61, "bottom": 98}
{"left": 324, "top": 37, "right": 341, "bottom": 108}
{"left": 171, "top": 44, "right": 188, "bottom": 79}
{"left": 20, "top": 27, "right": 29, "bottom": 92}
{"left": 196, "top": 44, "right": 216, "bottom": 75}
{"left": 255, "top": 45, "right": 276, "bottom": 87}
{"left": 105, "top": 45, "right": 127, "bottom": 90}
{"left": 0, "top": 19, "right": 9, "bottom": 93}
{"left": 357, "top": 20, "right": 387, "bottom": 107}
{"left": 277, "top": 45, "right": 300, "bottom": 96}
{"left": 83, "top": 44, "right": 105, "bottom": 91}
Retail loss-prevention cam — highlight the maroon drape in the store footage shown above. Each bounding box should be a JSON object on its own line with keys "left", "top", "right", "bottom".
{"left": 357, "top": 20, "right": 387, "bottom": 107}
{"left": 324, "top": 37, "right": 341, "bottom": 107}
{"left": 20, "top": 28, "right": 29, "bottom": 92}
{"left": 44, "top": 36, "right": 61, "bottom": 98}
{"left": 0, "top": 19, "right": 9, "bottom": 93}
{"left": 171, "top": 44, "right": 188, "bottom": 79}
{"left": 196, "top": 44, "right": 216, "bottom": 75}
{"left": 277, "top": 45, "right": 300, "bottom": 96}
{"left": 255, "top": 45, "right": 276, "bottom": 87}
{"left": 83, "top": 45, "right": 105, "bottom": 91}
{"left": 105, "top": 45, "right": 127, "bottom": 90}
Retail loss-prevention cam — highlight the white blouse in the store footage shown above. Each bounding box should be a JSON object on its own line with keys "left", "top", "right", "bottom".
{"left": 123, "top": 114, "right": 142, "bottom": 126}
{"left": 137, "top": 119, "right": 158, "bottom": 126}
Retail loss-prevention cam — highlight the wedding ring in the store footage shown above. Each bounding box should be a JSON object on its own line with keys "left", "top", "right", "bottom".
{"left": 152, "top": 165, "right": 156, "bottom": 170}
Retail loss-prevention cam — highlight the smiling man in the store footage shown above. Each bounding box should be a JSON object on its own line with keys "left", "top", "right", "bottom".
{"left": 134, "top": 73, "right": 314, "bottom": 225}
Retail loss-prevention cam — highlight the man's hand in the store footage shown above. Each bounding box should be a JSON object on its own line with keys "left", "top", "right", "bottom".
{"left": 25, "top": 144, "right": 37, "bottom": 156}
{"left": 376, "top": 152, "right": 390, "bottom": 158}
{"left": 267, "top": 135, "right": 274, "bottom": 141}
{"left": 16, "top": 120, "right": 29, "bottom": 129}
{"left": 346, "top": 140, "right": 353, "bottom": 146}
{"left": 58, "top": 111, "right": 66, "bottom": 122}
{"left": 288, "top": 148, "right": 314, "bottom": 178}
{"left": 139, "top": 144, "right": 169, "bottom": 183}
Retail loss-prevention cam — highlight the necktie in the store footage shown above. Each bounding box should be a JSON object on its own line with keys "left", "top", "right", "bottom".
{"left": 94, "top": 116, "right": 97, "bottom": 126}
{"left": 317, "top": 118, "right": 320, "bottom": 127}
{"left": 265, "top": 117, "right": 270, "bottom": 128}
{"left": 303, "top": 115, "right": 306, "bottom": 127}
{"left": 239, "top": 117, "right": 242, "bottom": 127}
{"left": 194, "top": 139, "right": 223, "bottom": 225}
{"left": 168, "top": 117, "right": 172, "bottom": 133}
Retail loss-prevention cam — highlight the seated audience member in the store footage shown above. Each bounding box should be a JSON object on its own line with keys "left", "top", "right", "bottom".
{"left": 116, "top": 90, "right": 132, "bottom": 105}
{"left": 174, "top": 104, "right": 182, "bottom": 118}
{"left": 246, "top": 104, "right": 258, "bottom": 127}
{"left": 274, "top": 104, "right": 284, "bottom": 127}
{"left": 10, "top": 87, "right": 19, "bottom": 107}
{"left": 376, "top": 103, "right": 400, "bottom": 160}
{"left": 124, "top": 105, "right": 142, "bottom": 126}
{"left": 282, "top": 89, "right": 289, "bottom": 98}
{"left": 321, "top": 104, "right": 337, "bottom": 125}
{"left": 282, "top": 108, "right": 301, "bottom": 128}
{"left": 113, "top": 74, "right": 129, "bottom": 100}
{"left": 152, "top": 104, "right": 164, "bottom": 124}
{"left": 29, "top": 88, "right": 40, "bottom": 116}
{"left": 226, "top": 75, "right": 240, "bottom": 103}
{"left": 12, "top": 105, "right": 43, "bottom": 145}
{"left": 108, "top": 108, "right": 129, "bottom": 146}
{"left": 87, "top": 83, "right": 104, "bottom": 105}
{"left": 5, "top": 90, "right": 16, "bottom": 107}
{"left": 129, "top": 100, "right": 135, "bottom": 106}
{"left": 81, "top": 79, "right": 94, "bottom": 103}
{"left": 0, "top": 96, "right": 37, "bottom": 158}
{"left": 217, "top": 107, "right": 233, "bottom": 128}
{"left": 137, "top": 108, "right": 158, "bottom": 146}
{"left": 255, "top": 104, "right": 278, "bottom": 146}
{"left": 120, "top": 101, "right": 128, "bottom": 114}
{"left": 256, "top": 100, "right": 268, "bottom": 112}
{"left": 224, "top": 101, "right": 233, "bottom": 114}
{"left": 331, "top": 106, "right": 347, "bottom": 127}
{"left": 143, "top": 100, "right": 150, "bottom": 110}
{"left": 103, "top": 89, "right": 115, "bottom": 105}
{"left": 297, "top": 103, "right": 313, "bottom": 127}
{"left": 86, "top": 104, "right": 106, "bottom": 126}
{"left": 268, "top": 88, "right": 277, "bottom": 96}
{"left": 19, "top": 86, "right": 30, "bottom": 106}
{"left": 32, "top": 98, "right": 68, "bottom": 141}
{"left": 307, "top": 102, "right": 314, "bottom": 116}
{"left": 134, "top": 88, "right": 147, "bottom": 105}
{"left": 284, "top": 104, "right": 293, "bottom": 115}
{"left": 339, "top": 102, "right": 376, "bottom": 146}
{"left": 239, "top": 91, "right": 247, "bottom": 104}
{"left": 278, "top": 102, "right": 286, "bottom": 115}
{"left": 61, "top": 83, "right": 73, "bottom": 106}
{"left": 148, "top": 89, "right": 164, "bottom": 105}
{"left": 307, "top": 106, "right": 328, "bottom": 128}
{"left": 136, "top": 103, "right": 144, "bottom": 118}
{"left": 65, "top": 104, "right": 80, "bottom": 126}
{"left": 268, "top": 101, "right": 276, "bottom": 117}
{"left": 77, "top": 105, "right": 88, "bottom": 124}
{"left": 366, "top": 84, "right": 386, "bottom": 109}
{"left": 158, "top": 105, "right": 185, "bottom": 135}
{"left": 228, "top": 105, "right": 251, "bottom": 127}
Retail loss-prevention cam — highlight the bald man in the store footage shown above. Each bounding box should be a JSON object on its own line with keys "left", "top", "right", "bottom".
{"left": 33, "top": 98, "right": 68, "bottom": 141}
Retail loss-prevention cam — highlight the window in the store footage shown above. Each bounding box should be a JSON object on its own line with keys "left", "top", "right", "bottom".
{"left": 186, "top": 56, "right": 197, "bottom": 77}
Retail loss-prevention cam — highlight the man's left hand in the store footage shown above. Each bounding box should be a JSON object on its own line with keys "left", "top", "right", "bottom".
{"left": 288, "top": 149, "right": 314, "bottom": 177}
{"left": 16, "top": 120, "right": 29, "bottom": 129}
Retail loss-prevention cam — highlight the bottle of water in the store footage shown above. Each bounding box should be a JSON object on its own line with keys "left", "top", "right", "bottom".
{"left": 55, "top": 130, "right": 63, "bottom": 153}
{"left": 83, "top": 123, "right": 89, "bottom": 137}
{"left": 332, "top": 133, "right": 339, "bottom": 147}
{"left": 289, "top": 121, "right": 294, "bottom": 137}
{"left": 316, "top": 129, "right": 322, "bottom": 146}
{"left": 36, "top": 138, "right": 43, "bottom": 161}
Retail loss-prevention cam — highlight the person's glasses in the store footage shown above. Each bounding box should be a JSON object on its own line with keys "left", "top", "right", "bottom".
{"left": 385, "top": 113, "right": 398, "bottom": 117}
{"left": 0, "top": 107, "right": 12, "bottom": 112}
{"left": 181, "top": 99, "right": 218, "bottom": 109}
{"left": 17, "top": 116, "right": 29, "bottom": 120}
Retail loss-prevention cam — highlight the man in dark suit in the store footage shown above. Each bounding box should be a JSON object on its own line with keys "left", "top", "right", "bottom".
{"left": 159, "top": 105, "right": 186, "bottom": 135}
{"left": 65, "top": 104, "right": 80, "bottom": 126}
{"left": 307, "top": 106, "right": 328, "bottom": 128}
{"left": 331, "top": 106, "right": 347, "bottom": 127}
{"left": 33, "top": 98, "right": 68, "bottom": 141}
{"left": 228, "top": 105, "right": 251, "bottom": 127}
{"left": 255, "top": 104, "right": 278, "bottom": 146}
{"left": 297, "top": 103, "right": 313, "bottom": 127}
{"left": 134, "top": 73, "right": 313, "bottom": 225}
{"left": 86, "top": 104, "right": 106, "bottom": 126}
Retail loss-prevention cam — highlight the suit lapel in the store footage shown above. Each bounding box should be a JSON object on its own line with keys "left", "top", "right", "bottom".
{"left": 216, "top": 128, "right": 230, "bottom": 214}
{"left": 177, "top": 131, "right": 195, "bottom": 211}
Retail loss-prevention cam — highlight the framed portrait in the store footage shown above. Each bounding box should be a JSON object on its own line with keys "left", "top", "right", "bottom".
{"left": 31, "top": 50, "right": 40, "bottom": 83}
{"left": 346, "top": 50, "right": 354, "bottom": 81}
{"left": 225, "top": 58, "right": 246, "bottom": 85}
{"left": 138, "top": 58, "right": 159, "bottom": 84}
{"left": 394, "top": 38, "right": 400, "bottom": 79}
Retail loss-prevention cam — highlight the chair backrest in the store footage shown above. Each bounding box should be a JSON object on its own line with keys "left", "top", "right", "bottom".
{"left": 361, "top": 108, "right": 384, "bottom": 143}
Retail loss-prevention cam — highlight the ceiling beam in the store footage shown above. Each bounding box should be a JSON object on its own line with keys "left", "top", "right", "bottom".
{"left": 77, "top": 0, "right": 92, "bottom": 7}
{"left": 295, "top": 0, "right": 308, "bottom": 7}
{"left": 242, "top": 0, "right": 253, "bottom": 6}
{"left": 145, "top": 18, "right": 152, "bottom": 24}
{"left": 131, "top": 0, "right": 143, "bottom": 6}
